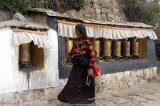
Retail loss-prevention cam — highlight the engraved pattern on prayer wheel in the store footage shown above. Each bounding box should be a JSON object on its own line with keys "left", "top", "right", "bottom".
{"left": 91, "top": 38, "right": 101, "bottom": 57}
{"left": 132, "top": 39, "right": 139, "bottom": 56}
{"left": 122, "top": 39, "right": 130, "bottom": 57}
{"left": 65, "top": 38, "right": 73, "bottom": 56}
{"left": 113, "top": 40, "right": 121, "bottom": 57}
{"left": 101, "top": 39, "right": 112, "bottom": 57}
{"left": 19, "top": 43, "right": 30, "bottom": 64}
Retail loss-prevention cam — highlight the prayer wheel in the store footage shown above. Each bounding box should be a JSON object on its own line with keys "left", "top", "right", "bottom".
{"left": 65, "top": 38, "right": 73, "bottom": 56}
{"left": 122, "top": 39, "right": 130, "bottom": 57}
{"left": 91, "top": 38, "right": 101, "bottom": 57}
{"left": 101, "top": 39, "right": 112, "bottom": 57}
{"left": 113, "top": 40, "right": 121, "bottom": 57}
{"left": 19, "top": 43, "right": 30, "bottom": 64}
{"left": 132, "top": 38, "right": 139, "bottom": 56}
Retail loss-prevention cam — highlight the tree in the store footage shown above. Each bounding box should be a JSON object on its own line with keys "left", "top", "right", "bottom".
{"left": 0, "top": 0, "right": 43, "bottom": 14}
{"left": 119, "top": 0, "right": 160, "bottom": 37}
{"left": 0, "top": 0, "right": 85, "bottom": 13}
{"left": 119, "top": 0, "right": 160, "bottom": 59}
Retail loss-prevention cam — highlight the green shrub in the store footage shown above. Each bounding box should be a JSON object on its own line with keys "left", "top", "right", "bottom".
{"left": 48, "top": 0, "right": 58, "bottom": 11}
{"left": 119, "top": 0, "right": 160, "bottom": 37}
{"left": 48, "top": 0, "right": 85, "bottom": 11}
{"left": 0, "top": 0, "right": 43, "bottom": 14}
{"left": 66, "top": 0, "right": 85, "bottom": 11}
{"left": 0, "top": 0, "right": 85, "bottom": 13}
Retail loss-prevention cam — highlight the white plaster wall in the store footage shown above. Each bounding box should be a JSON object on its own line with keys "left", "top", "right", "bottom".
{"left": 0, "top": 28, "right": 28, "bottom": 94}
{"left": 0, "top": 28, "right": 59, "bottom": 94}
{"left": 29, "top": 29, "right": 59, "bottom": 89}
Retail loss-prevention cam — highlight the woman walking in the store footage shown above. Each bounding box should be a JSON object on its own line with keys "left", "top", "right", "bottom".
{"left": 58, "top": 24, "right": 95, "bottom": 105}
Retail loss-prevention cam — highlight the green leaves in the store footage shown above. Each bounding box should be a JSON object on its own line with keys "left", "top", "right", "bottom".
{"left": 45, "top": 0, "right": 85, "bottom": 11}
{"left": 67, "top": 0, "right": 84, "bottom": 11}
{"left": 119, "top": 0, "right": 160, "bottom": 59}
{"left": 0, "top": 0, "right": 85, "bottom": 13}
{"left": 119, "top": 0, "right": 160, "bottom": 37}
{"left": 48, "top": 0, "right": 58, "bottom": 11}
{"left": 0, "top": 0, "right": 43, "bottom": 14}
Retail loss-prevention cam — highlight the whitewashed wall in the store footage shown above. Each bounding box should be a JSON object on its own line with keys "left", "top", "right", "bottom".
{"left": 0, "top": 28, "right": 28, "bottom": 94}
{"left": 29, "top": 29, "right": 59, "bottom": 89}
{"left": 0, "top": 28, "right": 59, "bottom": 94}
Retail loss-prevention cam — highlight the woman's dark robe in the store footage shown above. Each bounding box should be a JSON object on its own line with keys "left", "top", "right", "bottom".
{"left": 58, "top": 38, "right": 95, "bottom": 104}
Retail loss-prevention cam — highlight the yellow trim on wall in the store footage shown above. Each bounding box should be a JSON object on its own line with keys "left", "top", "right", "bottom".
{"left": 12, "top": 28, "right": 48, "bottom": 35}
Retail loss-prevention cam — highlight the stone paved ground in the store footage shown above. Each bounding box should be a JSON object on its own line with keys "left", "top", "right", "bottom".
{"left": 55, "top": 76, "right": 160, "bottom": 106}
{"left": 1, "top": 76, "right": 160, "bottom": 106}
{"left": 94, "top": 76, "right": 160, "bottom": 106}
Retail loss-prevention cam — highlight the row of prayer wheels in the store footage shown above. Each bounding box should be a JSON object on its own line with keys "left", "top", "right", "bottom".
{"left": 65, "top": 38, "right": 139, "bottom": 58}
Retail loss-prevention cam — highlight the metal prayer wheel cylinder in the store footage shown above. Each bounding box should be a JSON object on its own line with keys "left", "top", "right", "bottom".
{"left": 19, "top": 43, "right": 30, "bottom": 64}
{"left": 65, "top": 38, "right": 73, "bottom": 56}
{"left": 132, "top": 39, "right": 139, "bottom": 56}
{"left": 122, "top": 39, "right": 131, "bottom": 57}
{"left": 91, "top": 38, "right": 101, "bottom": 57}
{"left": 113, "top": 40, "right": 121, "bottom": 57}
{"left": 101, "top": 39, "right": 112, "bottom": 57}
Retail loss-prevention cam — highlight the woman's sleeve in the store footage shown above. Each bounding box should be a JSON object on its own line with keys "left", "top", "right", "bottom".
{"left": 67, "top": 40, "right": 75, "bottom": 59}
{"left": 87, "top": 41, "right": 95, "bottom": 69}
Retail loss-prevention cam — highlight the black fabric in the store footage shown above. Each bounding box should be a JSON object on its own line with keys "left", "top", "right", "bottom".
{"left": 58, "top": 65, "right": 95, "bottom": 104}
{"left": 71, "top": 54, "right": 90, "bottom": 66}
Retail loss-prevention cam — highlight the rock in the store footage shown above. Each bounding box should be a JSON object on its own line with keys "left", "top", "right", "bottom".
{"left": 96, "top": 15, "right": 102, "bottom": 20}
{"left": 85, "top": 0, "right": 91, "bottom": 5}
{"left": 20, "top": 89, "right": 44, "bottom": 103}
{"left": 102, "top": 2, "right": 113, "bottom": 9}
{"left": 100, "top": 0, "right": 110, "bottom": 4}
{"left": 93, "top": 4, "right": 99, "bottom": 9}
{"left": 107, "top": 9, "right": 113, "bottom": 14}
{"left": 84, "top": 13, "right": 92, "bottom": 18}
{"left": 83, "top": 6, "right": 94, "bottom": 14}
{"left": 76, "top": 12, "right": 84, "bottom": 18}
{"left": 137, "top": 70, "right": 144, "bottom": 77}
{"left": 140, "top": 79, "right": 147, "bottom": 83}
{"left": 101, "top": 8, "right": 108, "bottom": 13}
{"left": 118, "top": 81, "right": 128, "bottom": 89}
{"left": 128, "top": 81, "right": 134, "bottom": 88}
{"left": 20, "top": 101, "right": 49, "bottom": 106}
{"left": 95, "top": 8, "right": 101, "bottom": 14}
{"left": 114, "top": 8, "right": 119, "bottom": 13}
{"left": 91, "top": 0, "right": 99, "bottom": 3}
{"left": 108, "top": 14, "right": 114, "bottom": 18}
{"left": 91, "top": 13, "right": 97, "bottom": 19}
{"left": 130, "top": 71, "right": 137, "bottom": 78}
{"left": 44, "top": 88, "right": 60, "bottom": 100}
{"left": 101, "top": 13, "right": 107, "bottom": 19}
{"left": 66, "top": 10, "right": 77, "bottom": 17}
{"left": 63, "top": 0, "right": 126, "bottom": 22}
{"left": 0, "top": 93, "right": 21, "bottom": 104}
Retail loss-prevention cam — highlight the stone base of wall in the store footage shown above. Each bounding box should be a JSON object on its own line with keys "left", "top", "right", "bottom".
{"left": 0, "top": 67, "right": 158, "bottom": 106}
{"left": 100, "top": 67, "right": 158, "bottom": 91}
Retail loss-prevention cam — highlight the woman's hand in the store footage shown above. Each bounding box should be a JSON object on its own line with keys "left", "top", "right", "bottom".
{"left": 88, "top": 68, "right": 93, "bottom": 76}
{"left": 62, "top": 57, "right": 68, "bottom": 65}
